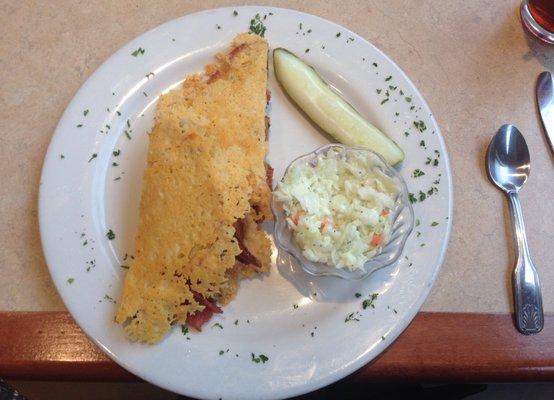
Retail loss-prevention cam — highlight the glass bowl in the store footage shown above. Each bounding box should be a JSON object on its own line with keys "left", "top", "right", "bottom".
{"left": 271, "top": 143, "right": 415, "bottom": 280}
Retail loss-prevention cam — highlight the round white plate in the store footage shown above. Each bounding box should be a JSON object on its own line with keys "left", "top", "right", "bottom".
{"left": 39, "top": 6, "right": 452, "bottom": 400}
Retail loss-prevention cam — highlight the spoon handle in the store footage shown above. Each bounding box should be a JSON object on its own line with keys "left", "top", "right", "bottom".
{"left": 507, "top": 191, "right": 544, "bottom": 335}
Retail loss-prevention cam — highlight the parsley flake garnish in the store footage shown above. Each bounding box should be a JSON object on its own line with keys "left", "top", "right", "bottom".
{"left": 380, "top": 98, "right": 389, "bottom": 105}
{"left": 131, "top": 47, "right": 145, "bottom": 57}
{"left": 248, "top": 14, "right": 267, "bottom": 37}
{"left": 106, "top": 229, "right": 115, "bottom": 240}
{"left": 362, "top": 293, "right": 379, "bottom": 310}
{"left": 413, "top": 120, "right": 427, "bottom": 132}
{"left": 103, "top": 294, "right": 115, "bottom": 303}
{"left": 336, "top": 32, "right": 341, "bottom": 37}
{"left": 88, "top": 153, "right": 97, "bottom": 163}
{"left": 181, "top": 325, "right": 189, "bottom": 335}
{"left": 233, "top": 10, "right": 238, "bottom": 16}
{"left": 345, "top": 312, "right": 360, "bottom": 322}
{"left": 385, "top": 75, "right": 392, "bottom": 81}
{"left": 83, "top": 109, "right": 89, "bottom": 116}
{"left": 67, "top": 277, "right": 74, "bottom": 284}
{"left": 355, "top": 293, "right": 362, "bottom": 298}
{"left": 431, "top": 221, "right": 439, "bottom": 227}
{"left": 212, "top": 322, "right": 223, "bottom": 329}
{"left": 113, "top": 149, "right": 120, "bottom": 156}
{"left": 251, "top": 353, "right": 269, "bottom": 364}
{"left": 412, "top": 169, "right": 425, "bottom": 178}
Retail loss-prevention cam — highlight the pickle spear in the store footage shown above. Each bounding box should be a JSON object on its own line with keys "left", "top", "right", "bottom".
{"left": 273, "top": 48, "right": 404, "bottom": 165}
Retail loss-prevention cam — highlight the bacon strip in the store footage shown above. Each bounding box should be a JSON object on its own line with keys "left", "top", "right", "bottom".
{"left": 233, "top": 219, "right": 262, "bottom": 268}
{"left": 265, "top": 162, "right": 273, "bottom": 188}
{"left": 186, "top": 290, "right": 222, "bottom": 331}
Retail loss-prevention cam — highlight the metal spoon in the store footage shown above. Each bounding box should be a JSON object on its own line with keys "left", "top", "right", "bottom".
{"left": 486, "top": 124, "right": 543, "bottom": 334}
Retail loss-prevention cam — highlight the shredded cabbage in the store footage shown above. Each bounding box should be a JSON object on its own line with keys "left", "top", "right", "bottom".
{"left": 274, "top": 148, "right": 400, "bottom": 270}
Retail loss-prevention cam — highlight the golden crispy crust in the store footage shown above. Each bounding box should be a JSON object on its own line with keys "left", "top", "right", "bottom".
{"left": 115, "top": 33, "right": 271, "bottom": 343}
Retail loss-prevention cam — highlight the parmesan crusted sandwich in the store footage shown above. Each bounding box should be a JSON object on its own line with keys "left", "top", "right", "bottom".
{"left": 116, "top": 33, "right": 272, "bottom": 343}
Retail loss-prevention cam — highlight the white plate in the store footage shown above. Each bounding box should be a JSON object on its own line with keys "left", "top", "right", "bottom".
{"left": 39, "top": 6, "right": 452, "bottom": 400}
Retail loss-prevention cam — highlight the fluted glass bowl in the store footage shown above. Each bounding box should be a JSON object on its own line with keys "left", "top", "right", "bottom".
{"left": 271, "top": 144, "right": 415, "bottom": 280}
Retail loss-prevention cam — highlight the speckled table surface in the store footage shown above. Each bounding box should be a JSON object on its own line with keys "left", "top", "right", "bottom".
{"left": 1, "top": 0, "right": 553, "bottom": 313}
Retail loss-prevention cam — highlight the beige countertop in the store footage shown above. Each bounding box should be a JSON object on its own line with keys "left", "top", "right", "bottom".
{"left": 1, "top": 0, "right": 553, "bottom": 313}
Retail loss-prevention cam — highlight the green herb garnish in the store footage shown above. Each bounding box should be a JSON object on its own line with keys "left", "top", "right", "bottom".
{"left": 362, "top": 293, "right": 379, "bottom": 309}
{"left": 131, "top": 47, "right": 145, "bottom": 56}
{"left": 345, "top": 312, "right": 360, "bottom": 322}
{"left": 106, "top": 229, "right": 115, "bottom": 240}
{"left": 413, "top": 120, "right": 427, "bottom": 132}
{"left": 251, "top": 353, "right": 269, "bottom": 363}
{"left": 248, "top": 14, "right": 267, "bottom": 37}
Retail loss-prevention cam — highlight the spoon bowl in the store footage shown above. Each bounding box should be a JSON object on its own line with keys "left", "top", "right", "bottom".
{"left": 487, "top": 124, "right": 530, "bottom": 192}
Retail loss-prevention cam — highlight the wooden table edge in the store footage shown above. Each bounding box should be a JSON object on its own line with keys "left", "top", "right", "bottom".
{"left": 1, "top": 311, "right": 553, "bottom": 382}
